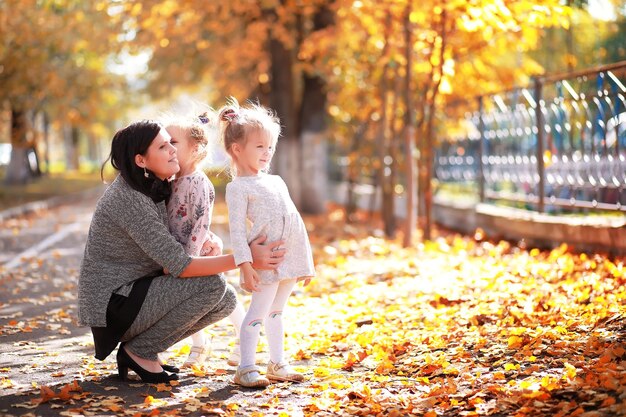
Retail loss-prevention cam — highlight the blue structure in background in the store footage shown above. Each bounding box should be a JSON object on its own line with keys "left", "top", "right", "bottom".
{"left": 435, "top": 62, "right": 626, "bottom": 213}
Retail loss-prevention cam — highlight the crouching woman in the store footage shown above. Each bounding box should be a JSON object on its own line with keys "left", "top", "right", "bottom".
{"left": 77, "top": 120, "right": 284, "bottom": 383}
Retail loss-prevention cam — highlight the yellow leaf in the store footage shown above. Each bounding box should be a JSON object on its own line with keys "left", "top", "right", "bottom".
{"left": 504, "top": 363, "right": 518, "bottom": 371}
{"left": 192, "top": 365, "right": 207, "bottom": 377}
{"left": 554, "top": 325, "right": 568, "bottom": 334}
{"left": 508, "top": 335, "right": 524, "bottom": 349}
{"left": 409, "top": 11, "right": 426, "bottom": 24}
{"left": 131, "top": 2, "right": 143, "bottom": 16}
{"left": 563, "top": 362, "right": 577, "bottom": 380}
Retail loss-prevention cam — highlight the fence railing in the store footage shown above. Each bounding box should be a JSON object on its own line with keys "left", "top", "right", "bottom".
{"left": 435, "top": 61, "right": 626, "bottom": 213}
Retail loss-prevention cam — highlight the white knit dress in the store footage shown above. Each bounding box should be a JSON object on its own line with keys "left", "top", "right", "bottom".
{"left": 225, "top": 173, "right": 315, "bottom": 284}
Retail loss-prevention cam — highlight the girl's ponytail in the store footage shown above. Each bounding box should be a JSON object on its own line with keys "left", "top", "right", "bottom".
{"left": 220, "top": 107, "right": 239, "bottom": 123}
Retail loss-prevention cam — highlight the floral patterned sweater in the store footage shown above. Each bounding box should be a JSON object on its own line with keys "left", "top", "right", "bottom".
{"left": 166, "top": 171, "right": 215, "bottom": 256}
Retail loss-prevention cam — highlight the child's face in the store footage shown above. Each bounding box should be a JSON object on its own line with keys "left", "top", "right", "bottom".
{"left": 236, "top": 130, "right": 274, "bottom": 175}
{"left": 167, "top": 126, "right": 196, "bottom": 169}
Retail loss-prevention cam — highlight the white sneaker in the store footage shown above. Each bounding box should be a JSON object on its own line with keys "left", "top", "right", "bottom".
{"left": 233, "top": 365, "right": 269, "bottom": 388}
{"left": 266, "top": 361, "right": 304, "bottom": 383}
{"left": 182, "top": 345, "right": 211, "bottom": 368}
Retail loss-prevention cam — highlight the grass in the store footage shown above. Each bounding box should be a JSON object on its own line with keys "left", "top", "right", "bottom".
{"left": 0, "top": 170, "right": 105, "bottom": 212}
{"left": 435, "top": 181, "right": 625, "bottom": 218}
{"left": 0, "top": 166, "right": 230, "bottom": 213}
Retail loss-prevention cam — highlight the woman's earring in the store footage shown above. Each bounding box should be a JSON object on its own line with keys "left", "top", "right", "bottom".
{"left": 143, "top": 167, "right": 149, "bottom": 178}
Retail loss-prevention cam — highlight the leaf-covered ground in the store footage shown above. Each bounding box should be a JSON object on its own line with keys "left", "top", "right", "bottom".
{"left": 1, "top": 204, "right": 625, "bottom": 416}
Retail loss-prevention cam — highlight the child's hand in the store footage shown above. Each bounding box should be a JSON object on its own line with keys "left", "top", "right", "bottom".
{"left": 201, "top": 232, "right": 223, "bottom": 256}
{"left": 239, "top": 263, "right": 260, "bottom": 292}
{"left": 297, "top": 277, "right": 312, "bottom": 287}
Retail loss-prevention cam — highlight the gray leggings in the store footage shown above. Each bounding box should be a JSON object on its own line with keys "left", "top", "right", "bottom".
{"left": 121, "top": 273, "right": 237, "bottom": 360}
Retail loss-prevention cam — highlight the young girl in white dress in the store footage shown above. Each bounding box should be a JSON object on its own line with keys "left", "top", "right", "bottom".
{"left": 164, "top": 112, "right": 246, "bottom": 368}
{"left": 219, "top": 101, "right": 315, "bottom": 388}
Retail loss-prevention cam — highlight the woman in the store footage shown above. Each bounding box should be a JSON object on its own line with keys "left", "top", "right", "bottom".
{"left": 77, "top": 120, "right": 285, "bottom": 383}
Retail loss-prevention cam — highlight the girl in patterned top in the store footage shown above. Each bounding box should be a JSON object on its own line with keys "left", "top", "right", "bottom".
{"left": 219, "top": 100, "right": 315, "bottom": 388}
{"left": 165, "top": 112, "right": 246, "bottom": 368}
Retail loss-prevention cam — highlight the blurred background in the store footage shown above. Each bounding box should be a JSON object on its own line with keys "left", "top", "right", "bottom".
{"left": 1, "top": 0, "right": 624, "bottom": 243}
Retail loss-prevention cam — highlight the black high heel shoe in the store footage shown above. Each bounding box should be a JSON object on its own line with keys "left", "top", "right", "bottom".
{"left": 156, "top": 352, "right": 180, "bottom": 373}
{"left": 161, "top": 364, "right": 180, "bottom": 373}
{"left": 117, "top": 345, "right": 179, "bottom": 383}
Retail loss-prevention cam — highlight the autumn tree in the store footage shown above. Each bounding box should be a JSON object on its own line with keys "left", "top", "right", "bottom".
{"left": 0, "top": 0, "right": 127, "bottom": 184}
{"left": 410, "top": 0, "right": 570, "bottom": 240}
{"left": 309, "top": 0, "right": 571, "bottom": 242}
{"left": 124, "top": 0, "right": 334, "bottom": 214}
{"left": 301, "top": 2, "right": 403, "bottom": 235}
{"left": 533, "top": 1, "right": 626, "bottom": 73}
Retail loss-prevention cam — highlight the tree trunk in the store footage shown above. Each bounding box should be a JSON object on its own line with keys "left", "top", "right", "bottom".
{"left": 63, "top": 124, "right": 80, "bottom": 171}
{"left": 422, "top": 6, "right": 448, "bottom": 240}
{"left": 413, "top": 25, "right": 436, "bottom": 241}
{"left": 268, "top": 36, "right": 301, "bottom": 208}
{"left": 566, "top": 0, "right": 574, "bottom": 72}
{"left": 345, "top": 118, "right": 370, "bottom": 222}
{"left": 30, "top": 146, "right": 42, "bottom": 177}
{"left": 29, "top": 110, "right": 42, "bottom": 177}
{"left": 368, "top": 175, "right": 378, "bottom": 221}
{"left": 376, "top": 10, "right": 395, "bottom": 237}
{"left": 383, "top": 70, "right": 403, "bottom": 239}
{"left": 379, "top": 82, "right": 395, "bottom": 237}
{"left": 5, "top": 107, "right": 35, "bottom": 184}
{"left": 43, "top": 111, "right": 50, "bottom": 173}
{"left": 299, "top": 68, "right": 328, "bottom": 215}
{"left": 87, "top": 132, "right": 101, "bottom": 172}
{"left": 298, "top": 5, "right": 333, "bottom": 214}
{"left": 403, "top": 5, "right": 416, "bottom": 247}
{"left": 423, "top": 112, "right": 435, "bottom": 241}
{"left": 345, "top": 154, "right": 359, "bottom": 221}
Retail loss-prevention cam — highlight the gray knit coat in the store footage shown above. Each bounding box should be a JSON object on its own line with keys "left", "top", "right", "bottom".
{"left": 78, "top": 176, "right": 191, "bottom": 327}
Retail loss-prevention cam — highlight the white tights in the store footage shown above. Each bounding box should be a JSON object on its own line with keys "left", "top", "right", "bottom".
{"left": 239, "top": 279, "right": 297, "bottom": 368}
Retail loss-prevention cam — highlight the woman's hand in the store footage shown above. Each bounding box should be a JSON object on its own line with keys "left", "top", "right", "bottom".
{"left": 201, "top": 232, "right": 223, "bottom": 256}
{"left": 249, "top": 235, "right": 286, "bottom": 271}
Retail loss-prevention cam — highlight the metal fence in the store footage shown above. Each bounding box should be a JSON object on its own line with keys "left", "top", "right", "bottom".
{"left": 435, "top": 61, "right": 626, "bottom": 213}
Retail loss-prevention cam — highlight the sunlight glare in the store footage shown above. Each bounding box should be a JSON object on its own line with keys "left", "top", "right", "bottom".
{"left": 587, "top": 0, "right": 617, "bottom": 21}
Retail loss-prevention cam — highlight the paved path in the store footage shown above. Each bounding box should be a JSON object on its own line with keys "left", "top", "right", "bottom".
{"left": 0, "top": 192, "right": 308, "bottom": 417}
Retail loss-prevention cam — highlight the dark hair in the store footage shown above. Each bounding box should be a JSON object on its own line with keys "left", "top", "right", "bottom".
{"left": 101, "top": 120, "right": 171, "bottom": 202}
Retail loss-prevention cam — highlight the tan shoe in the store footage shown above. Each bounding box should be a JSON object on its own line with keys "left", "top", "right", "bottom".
{"left": 182, "top": 345, "right": 211, "bottom": 368}
{"left": 234, "top": 365, "right": 270, "bottom": 388}
{"left": 266, "top": 361, "right": 304, "bottom": 383}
